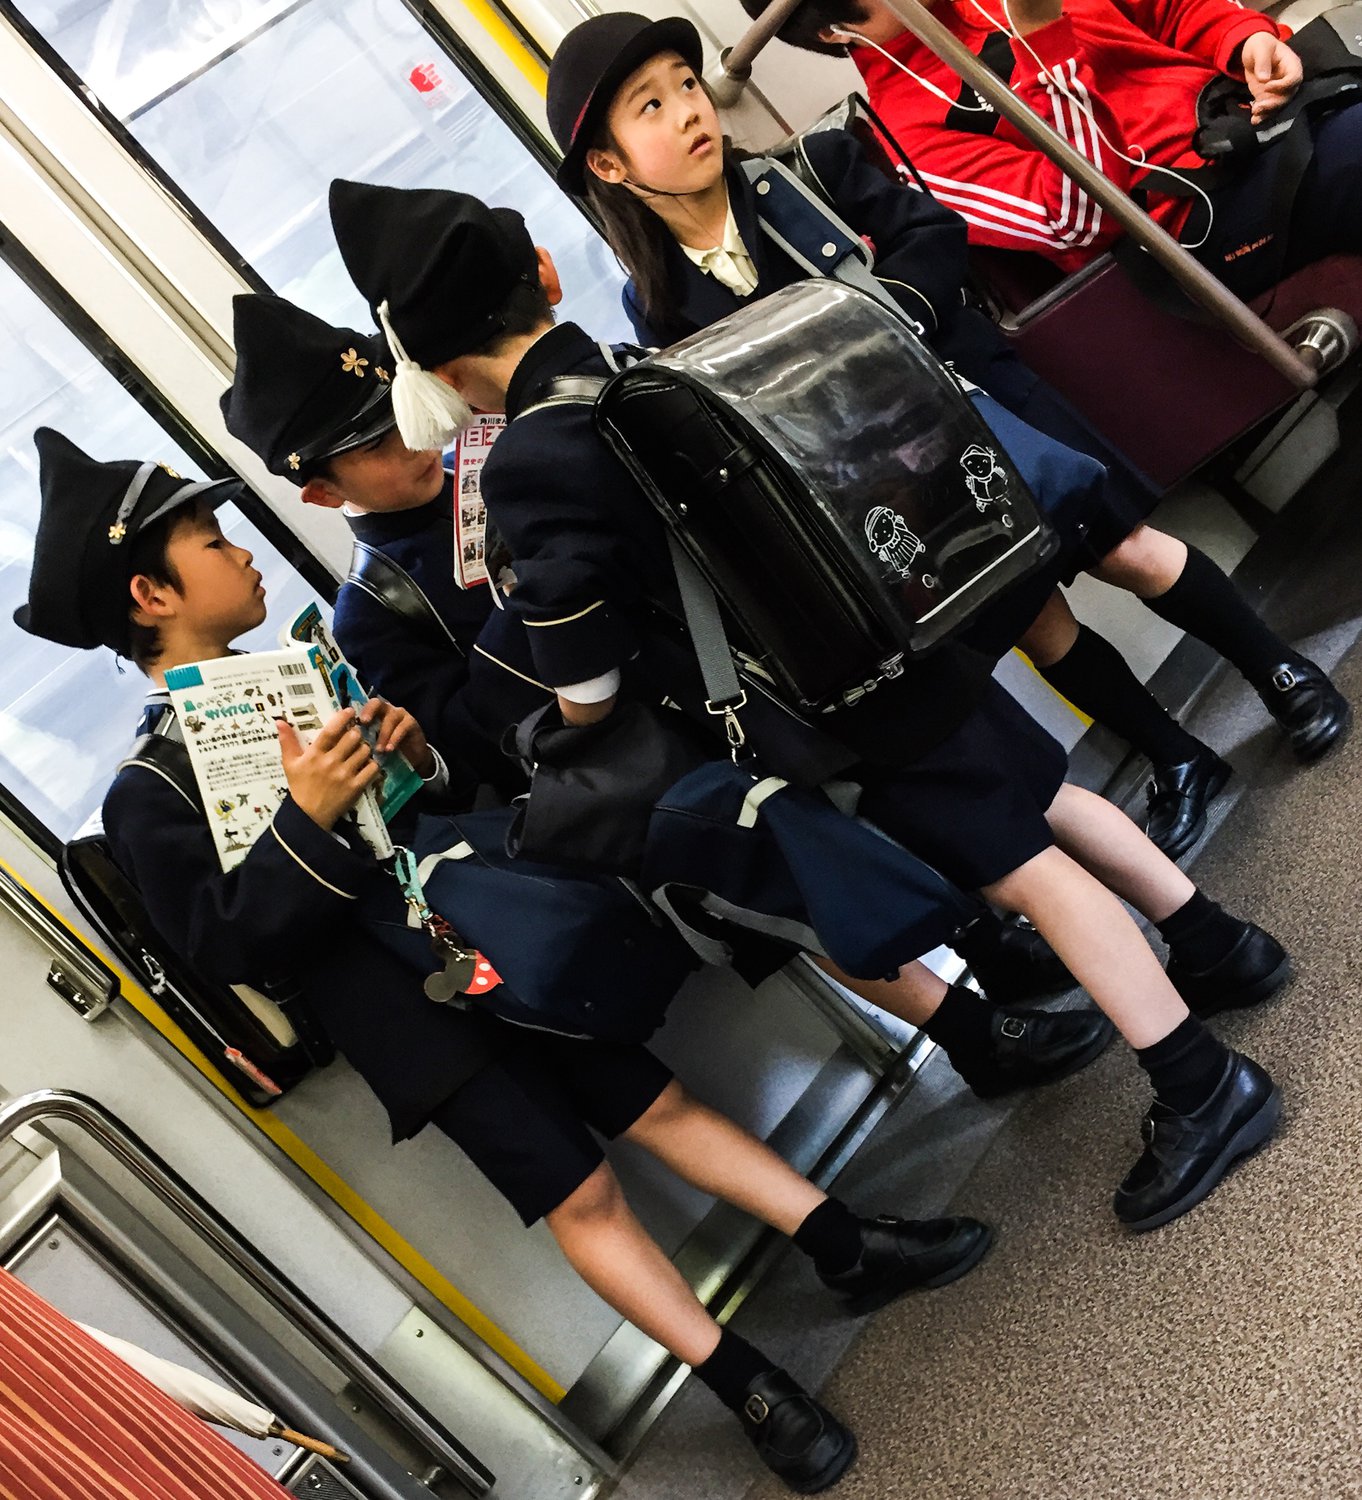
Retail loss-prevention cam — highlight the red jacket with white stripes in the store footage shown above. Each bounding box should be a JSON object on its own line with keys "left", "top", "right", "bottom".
{"left": 852, "top": 0, "right": 1278, "bottom": 270}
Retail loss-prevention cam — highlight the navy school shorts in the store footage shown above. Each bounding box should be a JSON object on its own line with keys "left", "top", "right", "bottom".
{"left": 428, "top": 1033, "right": 674, "bottom": 1225}
{"left": 854, "top": 678, "right": 1068, "bottom": 892}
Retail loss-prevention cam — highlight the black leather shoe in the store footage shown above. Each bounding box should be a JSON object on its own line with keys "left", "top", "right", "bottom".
{"left": 955, "top": 915, "right": 1075, "bottom": 1003}
{"left": 737, "top": 1370, "right": 857, "bottom": 1494}
{"left": 1166, "top": 921, "right": 1291, "bottom": 1018}
{"left": 818, "top": 1214, "right": 993, "bottom": 1316}
{"left": 950, "top": 1005, "right": 1116, "bottom": 1100}
{"left": 1113, "top": 1052, "right": 1280, "bottom": 1230}
{"left": 1257, "top": 657, "right": 1351, "bottom": 762}
{"left": 1144, "top": 746, "right": 1231, "bottom": 861}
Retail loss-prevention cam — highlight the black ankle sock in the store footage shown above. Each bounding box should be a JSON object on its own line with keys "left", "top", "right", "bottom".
{"left": 1136, "top": 1014, "right": 1230, "bottom": 1116}
{"left": 791, "top": 1198, "right": 863, "bottom": 1277}
{"left": 951, "top": 911, "right": 1022, "bottom": 995}
{"left": 1156, "top": 891, "right": 1244, "bottom": 971}
{"left": 1144, "top": 545, "right": 1290, "bottom": 687}
{"left": 922, "top": 982, "right": 996, "bottom": 1063}
{"left": 1037, "top": 625, "right": 1203, "bottom": 766}
{"left": 693, "top": 1329, "right": 774, "bottom": 1412}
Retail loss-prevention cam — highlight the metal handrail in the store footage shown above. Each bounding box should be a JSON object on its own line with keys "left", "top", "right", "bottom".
{"left": 0, "top": 1089, "right": 495, "bottom": 1497}
{"left": 718, "top": 0, "right": 1318, "bottom": 389}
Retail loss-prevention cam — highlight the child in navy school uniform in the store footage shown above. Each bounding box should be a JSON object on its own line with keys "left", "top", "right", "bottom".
{"left": 221, "top": 293, "right": 545, "bottom": 805}
{"left": 220, "top": 287, "right": 1119, "bottom": 1106}
{"left": 327, "top": 176, "right": 1291, "bottom": 1244}
{"left": 16, "top": 429, "right": 1007, "bottom": 1494}
{"left": 545, "top": 12, "right": 1349, "bottom": 864}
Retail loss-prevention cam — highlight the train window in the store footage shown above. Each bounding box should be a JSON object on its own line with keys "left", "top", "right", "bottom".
{"left": 18, "top": 0, "right": 630, "bottom": 339}
{"left": 0, "top": 254, "right": 317, "bottom": 845}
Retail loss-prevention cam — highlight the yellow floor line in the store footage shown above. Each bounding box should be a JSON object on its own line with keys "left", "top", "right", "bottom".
{"left": 0, "top": 855, "right": 565, "bottom": 1404}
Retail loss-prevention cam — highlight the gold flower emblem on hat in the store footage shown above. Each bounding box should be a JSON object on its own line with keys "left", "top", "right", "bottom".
{"left": 287, "top": 452, "right": 301, "bottom": 470}
{"left": 375, "top": 366, "right": 390, "bottom": 383}
{"left": 340, "top": 347, "right": 369, "bottom": 377}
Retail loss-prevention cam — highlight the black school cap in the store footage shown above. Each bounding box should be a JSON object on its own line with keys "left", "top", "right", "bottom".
{"left": 15, "top": 428, "right": 239, "bottom": 655}
{"left": 328, "top": 180, "right": 538, "bottom": 370}
{"left": 546, "top": 12, "right": 704, "bottom": 194}
{"left": 222, "top": 294, "right": 395, "bottom": 485}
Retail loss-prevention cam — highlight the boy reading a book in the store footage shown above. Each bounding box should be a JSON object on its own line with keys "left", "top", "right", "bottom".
{"left": 16, "top": 426, "right": 1008, "bottom": 1494}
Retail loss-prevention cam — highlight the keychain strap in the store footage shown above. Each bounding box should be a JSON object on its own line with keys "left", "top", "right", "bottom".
{"left": 391, "top": 846, "right": 501, "bottom": 1001}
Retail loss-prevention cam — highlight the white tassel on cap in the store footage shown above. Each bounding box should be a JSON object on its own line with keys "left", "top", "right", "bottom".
{"left": 376, "top": 300, "right": 474, "bottom": 451}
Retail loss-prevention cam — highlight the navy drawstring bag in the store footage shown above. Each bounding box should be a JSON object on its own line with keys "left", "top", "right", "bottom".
{"left": 367, "top": 807, "right": 698, "bottom": 1042}
{"left": 641, "top": 760, "right": 978, "bottom": 980}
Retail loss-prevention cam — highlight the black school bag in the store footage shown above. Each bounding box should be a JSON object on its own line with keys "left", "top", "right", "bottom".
{"left": 594, "top": 278, "right": 1055, "bottom": 715}
{"left": 61, "top": 708, "right": 331, "bottom": 1106}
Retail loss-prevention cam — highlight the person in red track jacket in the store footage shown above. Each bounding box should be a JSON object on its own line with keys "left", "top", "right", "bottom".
{"left": 744, "top": 0, "right": 1362, "bottom": 297}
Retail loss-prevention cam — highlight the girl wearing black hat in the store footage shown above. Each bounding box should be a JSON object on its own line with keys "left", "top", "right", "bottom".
{"left": 546, "top": 11, "right": 1348, "bottom": 858}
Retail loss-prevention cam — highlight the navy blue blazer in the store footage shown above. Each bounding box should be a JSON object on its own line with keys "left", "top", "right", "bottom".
{"left": 333, "top": 478, "right": 549, "bottom": 798}
{"left": 103, "top": 698, "right": 509, "bottom": 1141}
{"left": 623, "top": 129, "right": 1039, "bottom": 412}
{"left": 479, "top": 322, "right": 996, "bottom": 781}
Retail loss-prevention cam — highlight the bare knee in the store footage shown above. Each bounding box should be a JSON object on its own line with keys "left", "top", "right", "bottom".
{"left": 1018, "top": 590, "right": 1079, "bottom": 668}
{"left": 980, "top": 846, "right": 1070, "bottom": 919}
{"left": 1092, "top": 525, "right": 1186, "bottom": 595}
{"left": 622, "top": 1079, "right": 694, "bottom": 1145}
{"left": 546, "top": 1161, "right": 626, "bottom": 1237}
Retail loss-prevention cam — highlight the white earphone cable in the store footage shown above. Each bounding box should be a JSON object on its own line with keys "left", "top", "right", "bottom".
{"left": 833, "top": 13, "right": 1216, "bottom": 248}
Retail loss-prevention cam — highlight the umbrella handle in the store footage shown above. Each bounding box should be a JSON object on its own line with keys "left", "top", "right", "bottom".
{"left": 269, "top": 1422, "right": 351, "bottom": 1463}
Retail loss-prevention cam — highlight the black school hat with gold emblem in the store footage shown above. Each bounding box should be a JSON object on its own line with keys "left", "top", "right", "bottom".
{"left": 547, "top": 12, "right": 704, "bottom": 194}
{"left": 15, "top": 428, "right": 239, "bottom": 654}
{"left": 221, "top": 294, "right": 396, "bottom": 485}
{"left": 329, "top": 180, "right": 539, "bottom": 449}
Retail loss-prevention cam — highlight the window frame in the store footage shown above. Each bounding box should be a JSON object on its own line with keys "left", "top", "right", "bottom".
{"left": 0, "top": 0, "right": 569, "bottom": 291}
{"left": 0, "top": 230, "right": 338, "bottom": 856}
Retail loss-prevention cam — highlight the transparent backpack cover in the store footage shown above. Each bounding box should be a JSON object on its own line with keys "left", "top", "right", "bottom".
{"left": 597, "top": 280, "right": 1054, "bottom": 712}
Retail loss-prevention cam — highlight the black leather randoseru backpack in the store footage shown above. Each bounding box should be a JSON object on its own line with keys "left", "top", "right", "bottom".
{"left": 60, "top": 708, "right": 332, "bottom": 1106}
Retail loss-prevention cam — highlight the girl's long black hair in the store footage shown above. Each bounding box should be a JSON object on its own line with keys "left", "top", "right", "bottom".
{"left": 580, "top": 107, "right": 739, "bottom": 343}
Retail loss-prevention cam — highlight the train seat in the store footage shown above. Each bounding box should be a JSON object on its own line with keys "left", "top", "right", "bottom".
{"left": 973, "top": 246, "right": 1362, "bottom": 490}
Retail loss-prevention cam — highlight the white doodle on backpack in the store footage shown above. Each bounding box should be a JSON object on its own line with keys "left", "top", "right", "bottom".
{"left": 960, "top": 444, "right": 1010, "bottom": 511}
{"left": 865, "top": 506, "right": 925, "bottom": 578}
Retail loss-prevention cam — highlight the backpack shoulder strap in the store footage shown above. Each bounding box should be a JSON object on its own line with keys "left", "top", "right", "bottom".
{"left": 116, "top": 704, "right": 200, "bottom": 813}
{"left": 516, "top": 374, "right": 611, "bottom": 421}
{"left": 737, "top": 155, "right": 928, "bottom": 335}
{"left": 347, "top": 539, "right": 464, "bottom": 654}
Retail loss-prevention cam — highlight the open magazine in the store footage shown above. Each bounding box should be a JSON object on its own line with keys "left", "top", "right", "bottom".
{"left": 163, "top": 606, "right": 423, "bottom": 873}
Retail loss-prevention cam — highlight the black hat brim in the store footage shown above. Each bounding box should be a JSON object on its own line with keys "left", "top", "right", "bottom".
{"left": 134, "top": 475, "right": 241, "bottom": 533}
{"left": 555, "top": 16, "right": 704, "bottom": 194}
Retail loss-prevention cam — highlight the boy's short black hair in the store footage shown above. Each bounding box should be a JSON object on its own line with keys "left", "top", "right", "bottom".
{"left": 125, "top": 506, "right": 192, "bottom": 671}
{"left": 464, "top": 279, "right": 555, "bottom": 359}
{"left": 738, "top": 0, "right": 865, "bottom": 55}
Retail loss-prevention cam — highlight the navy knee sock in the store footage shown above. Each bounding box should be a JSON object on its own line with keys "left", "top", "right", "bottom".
{"left": 1145, "top": 546, "right": 1291, "bottom": 687}
{"left": 922, "top": 982, "right": 996, "bottom": 1062}
{"left": 1038, "top": 624, "right": 1203, "bottom": 765}
{"left": 1136, "top": 1014, "right": 1230, "bottom": 1116}
{"left": 791, "top": 1198, "right": 863, "bottom": 1277}
{"left": 693, "top": 1329, "right": 774, "bottom": 1411}
{"left": 1156, "top": 890, "right": 1244, "bottom": 972}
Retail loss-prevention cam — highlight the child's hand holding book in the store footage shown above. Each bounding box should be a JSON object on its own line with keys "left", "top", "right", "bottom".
{"left": 277, "top": 708, "right": 382, "bottom": 832}
{"left": 356, "top": 698, "right": 435, "bottom": 779}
